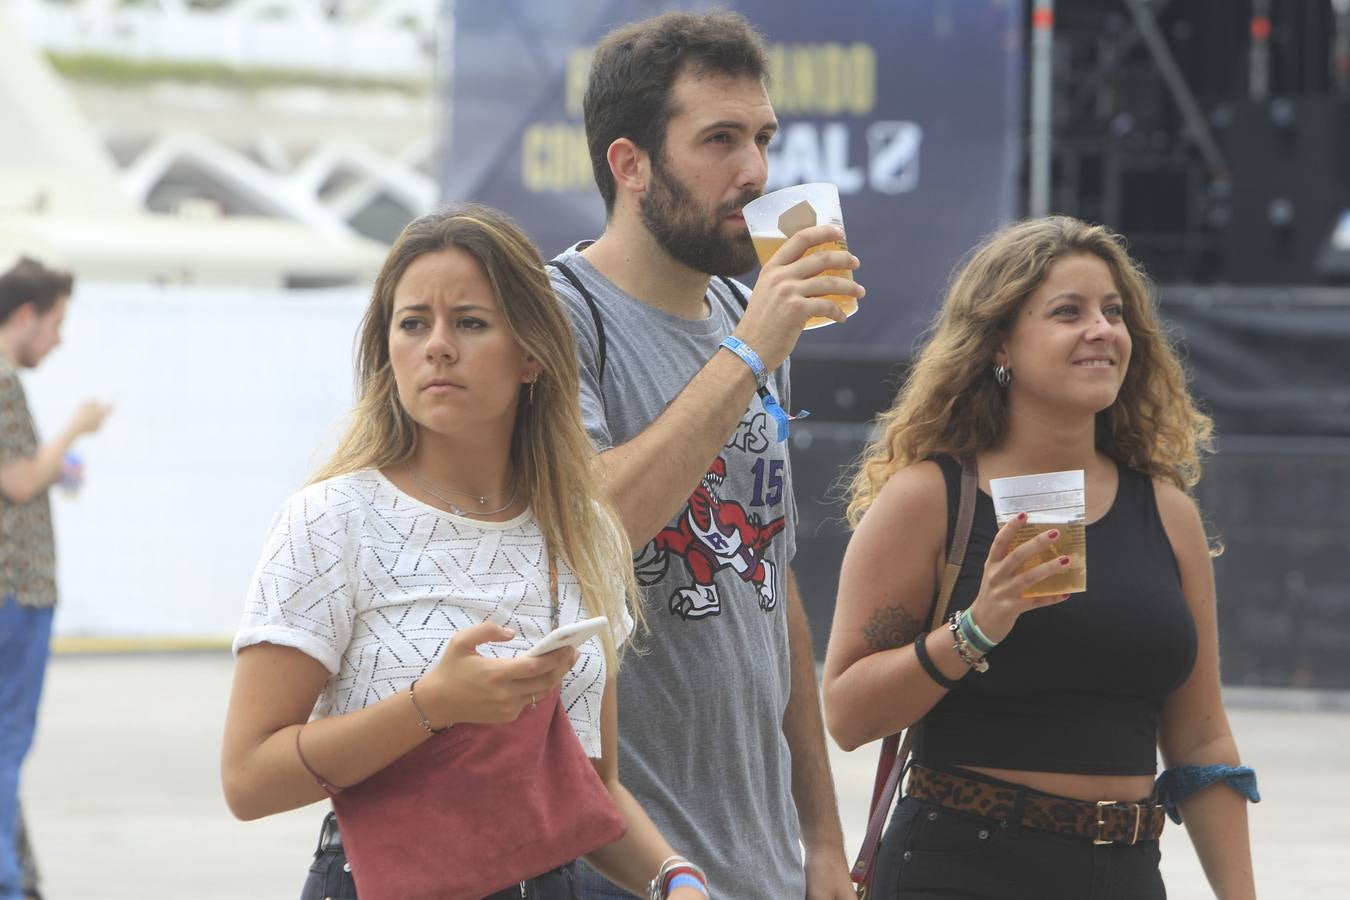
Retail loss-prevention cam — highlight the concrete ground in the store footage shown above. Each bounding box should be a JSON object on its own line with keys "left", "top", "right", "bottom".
{"left": 21, "top": 653, "right": 1350, "bottom": 899}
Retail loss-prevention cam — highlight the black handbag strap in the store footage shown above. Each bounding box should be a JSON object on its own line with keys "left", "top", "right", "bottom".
{"left": 851, "top": 454, "right": 978, "bottom": 896}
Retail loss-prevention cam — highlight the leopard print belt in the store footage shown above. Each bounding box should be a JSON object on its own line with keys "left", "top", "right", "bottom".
{"left": 907, "top": 764, "right": 1166, "bottom": 846}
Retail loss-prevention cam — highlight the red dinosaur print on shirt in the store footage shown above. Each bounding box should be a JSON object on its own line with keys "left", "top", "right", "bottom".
{"left": 634, "top": 456, "right": 786, "bottom": 620}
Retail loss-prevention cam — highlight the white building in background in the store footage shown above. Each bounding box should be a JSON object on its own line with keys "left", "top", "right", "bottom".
{"left": 2, "top": 0, "right": 441, "bottom": 282}
{"left": 9, "top": 0, "right": 437, "bottom": 80}
{"left": 0, "top": 1, "right": 450, "bottom": 642}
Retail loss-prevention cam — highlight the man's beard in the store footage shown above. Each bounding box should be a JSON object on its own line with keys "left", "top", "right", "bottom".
{"left": 640, "top": 155, "right": 760, "bottom": 277}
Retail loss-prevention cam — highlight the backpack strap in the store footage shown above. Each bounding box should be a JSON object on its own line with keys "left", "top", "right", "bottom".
{"left": 850, "top": 454, "right": 979, "bottom": 896}
{"left": 716, "top": 276, "right": 750, "bottom": 311}
{"left": 546, "top": 255, "right": 607, "bottom": 384}
{"left": 546, "top": 260, "right": 750, "bottom": 387}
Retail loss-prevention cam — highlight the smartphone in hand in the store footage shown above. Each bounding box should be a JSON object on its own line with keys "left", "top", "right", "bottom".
{"left": 525, "top": 616, "right": 610, "bottom": 657}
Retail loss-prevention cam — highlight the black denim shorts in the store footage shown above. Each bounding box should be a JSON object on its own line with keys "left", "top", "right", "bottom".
{"left": 872, "top": 795, "right": 1166, "bottom": 900}
{"left": 298, "top": 812, "right": 581, "bottom": 900}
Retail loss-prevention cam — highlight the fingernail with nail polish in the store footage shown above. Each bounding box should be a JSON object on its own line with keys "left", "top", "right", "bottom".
{"left": 1059, "top": 556, "right": 1071, "bottom": 565}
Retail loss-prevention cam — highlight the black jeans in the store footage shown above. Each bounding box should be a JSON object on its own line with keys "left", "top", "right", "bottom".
{"left": 299, "top": 812, "right": 581, "bottom": 900}
{"left": 872, "top": 796, "right": 1166, "bottom": 900}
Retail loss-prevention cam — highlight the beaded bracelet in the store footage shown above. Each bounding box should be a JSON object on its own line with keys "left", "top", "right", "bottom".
{"left": 948, "top": 614, "right": 989, "bottom": 673}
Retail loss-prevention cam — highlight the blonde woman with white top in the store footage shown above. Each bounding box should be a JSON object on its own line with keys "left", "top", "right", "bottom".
{"left": 221, "top": 204, "right": 709, "bottom": 900}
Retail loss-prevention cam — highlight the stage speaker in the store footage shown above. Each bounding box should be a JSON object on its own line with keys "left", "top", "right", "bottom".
{"left": 1216, "top": 98, "right": 1350, "bottom": 284}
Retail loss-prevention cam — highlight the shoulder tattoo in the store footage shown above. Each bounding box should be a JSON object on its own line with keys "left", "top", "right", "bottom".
{"left": 862, "top": 604, "right": 923, "bottom": 653}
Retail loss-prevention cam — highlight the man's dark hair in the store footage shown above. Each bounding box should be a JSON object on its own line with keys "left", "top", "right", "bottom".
{"left": 584, "top": 10, "right": 770, "bottom": 213}
{"left": 0, "top": 257, "right": 73, "bottom": 326}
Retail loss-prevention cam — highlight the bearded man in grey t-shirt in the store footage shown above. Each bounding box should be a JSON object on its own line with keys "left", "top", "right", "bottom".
{"left": 550, "top": 11, "right": 866, "bottom": 900}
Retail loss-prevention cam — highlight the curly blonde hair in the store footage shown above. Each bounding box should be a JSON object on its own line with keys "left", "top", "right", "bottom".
{"left": 846, "top": 216, "right": 1213, "bottom": 527}
{"left": 312, "top": 204, "right": 641, "bottom": 667}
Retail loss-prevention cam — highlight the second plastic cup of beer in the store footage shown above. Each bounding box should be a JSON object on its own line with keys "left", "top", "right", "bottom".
{"left": 742, "top": 182, "right": 857, "bottom": 329}
{"left": 988, "top": 470, "right": 1087, "bottom": 598}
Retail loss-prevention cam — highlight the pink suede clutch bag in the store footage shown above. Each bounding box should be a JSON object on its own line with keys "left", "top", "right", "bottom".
{"left": 332, "top": 685, "right": 627, "bottom": 900}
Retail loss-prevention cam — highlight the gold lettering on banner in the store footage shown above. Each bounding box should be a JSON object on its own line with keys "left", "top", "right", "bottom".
{"left": 563, "top": 42, "right": 876, "bottom": 117}
{"left": 565, "top": 47, "right": 594, "bottom": 117}
{"left": 522, "top": 124, "right": 592, "bottom": 192}
{"left": 766, "top": 42, "right": 876, "bottom": 115}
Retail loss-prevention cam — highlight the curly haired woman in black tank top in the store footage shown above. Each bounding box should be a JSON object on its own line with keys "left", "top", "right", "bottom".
{"left": 823, "top": 217, "right": 1256, "bottom": 899}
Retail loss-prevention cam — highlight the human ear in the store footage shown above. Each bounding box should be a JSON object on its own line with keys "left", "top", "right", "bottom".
{"left": 607, "top": 138, "right": 648, "bottom": 195}
{"left": 993, "top": 333, "right": 1011, "bottom": 370}
{"left": 10, "top": 302, "right": 37, "bottom": 331}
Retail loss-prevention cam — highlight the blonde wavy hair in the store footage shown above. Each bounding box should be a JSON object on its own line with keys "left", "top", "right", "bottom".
{"left": 312, "top": 203, "right": 641, "bottom": 667}
{"left": 846, "top": 215, "right": 1213, "bottom": 527}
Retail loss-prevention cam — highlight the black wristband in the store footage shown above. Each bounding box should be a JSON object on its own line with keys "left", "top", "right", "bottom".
{"left": 912, "top": 631, "right": 964, "bottom": 690}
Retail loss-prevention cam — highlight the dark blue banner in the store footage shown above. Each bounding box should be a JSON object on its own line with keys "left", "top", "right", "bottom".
{"left": 441, "top": 0, "right": 1022, "bottom": 358}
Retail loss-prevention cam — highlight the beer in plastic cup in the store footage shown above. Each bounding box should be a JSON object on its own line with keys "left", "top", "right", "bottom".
{"left": 742, "top": 182, "right": 857, "bottom": 329}
{"left": 988, "top": 469, "right": 1087, "bottom": 597}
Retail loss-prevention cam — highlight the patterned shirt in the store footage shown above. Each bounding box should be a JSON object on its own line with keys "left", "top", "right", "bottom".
{"left": 0, "top": 353, "right": 57, "bottom": 608}
{"left": 233, "top": 470, "right": 633, "bottom": 759}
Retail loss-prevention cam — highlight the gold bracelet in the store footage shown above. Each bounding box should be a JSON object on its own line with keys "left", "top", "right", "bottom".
{"left": 408, "top": 678, "right": 451, "bottom": 734}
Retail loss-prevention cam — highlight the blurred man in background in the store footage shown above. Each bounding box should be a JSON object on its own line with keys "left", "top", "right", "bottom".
{"left": 0, "top": 257, "right": 109, "bottom": 900}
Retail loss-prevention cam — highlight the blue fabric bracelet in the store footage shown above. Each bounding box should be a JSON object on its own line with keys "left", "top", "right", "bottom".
{"left": 1154, "top": 764, "right": 1260, "bottom": 824}
{"left": 665, "top": 873, "right": 708, "bottom": 896}
{"left": 719, "top": 336, "right": 767, "bottom": 389}
{"left": 718, "top": 336, "right": 808, "bottom": 442}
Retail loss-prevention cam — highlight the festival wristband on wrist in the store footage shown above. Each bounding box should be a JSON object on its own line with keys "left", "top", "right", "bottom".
{"left": 719, "top": 336, "right": 768, "bottom": 389}
{"left": 665, "top": 873, "right": 709, "bottom": 896}
{"left": 718, "top": 336, "right": 810, "bottom": 442}
{"left": 948, "top": 613, "right": 990, "bottom": 673}
{"left": 957, "top": 608, "right": 997, "bottom": 656}
{"left": 648, "top": 857, "right": 708, "bottom": 900}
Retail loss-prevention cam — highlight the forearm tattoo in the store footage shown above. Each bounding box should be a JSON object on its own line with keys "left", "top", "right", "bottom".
{"left": 862, "top": 604, "right": 923, "bottom": 653}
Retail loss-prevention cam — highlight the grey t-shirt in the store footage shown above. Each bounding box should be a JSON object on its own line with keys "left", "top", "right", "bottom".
{"left": 550, "top": 246, "right": 805, "bottom": 898}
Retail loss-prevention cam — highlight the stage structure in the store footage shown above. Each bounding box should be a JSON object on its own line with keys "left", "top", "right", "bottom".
{"left": 440, "top": 0, "right": 1023, "bottom": 359}
{"left": 439, "top": 1, "right": 1350, "bottom": 688}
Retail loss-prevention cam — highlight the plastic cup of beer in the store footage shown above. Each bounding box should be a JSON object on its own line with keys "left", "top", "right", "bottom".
{"left": 742, "top": 182, "right": 857, "bottom": 329}
{"left": 988, "top": 470, "right": 1087, "bottom": 598}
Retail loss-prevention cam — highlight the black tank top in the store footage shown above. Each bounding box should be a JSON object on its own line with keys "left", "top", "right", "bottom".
{"left": 914, "top": 455, "right": 1198, "bottom": 775}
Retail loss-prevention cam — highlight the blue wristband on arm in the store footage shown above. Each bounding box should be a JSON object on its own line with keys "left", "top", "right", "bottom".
{"left": 665, "top": 873, "right": 709, "bottom": 896}
{"left": 718, "top": 336, "right": 808, "bottom": 442}
{"left": 719, "top": 335, "right": 767, "bottom": 388}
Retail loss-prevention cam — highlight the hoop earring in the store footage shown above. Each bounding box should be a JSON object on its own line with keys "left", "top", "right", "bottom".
{"left": 993, "top": 363, "right": 1012, "bottom": 388}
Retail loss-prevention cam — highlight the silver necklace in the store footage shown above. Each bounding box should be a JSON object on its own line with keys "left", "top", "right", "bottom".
{"left": 404, "top": 464, "right": 518, "bottom": 517}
